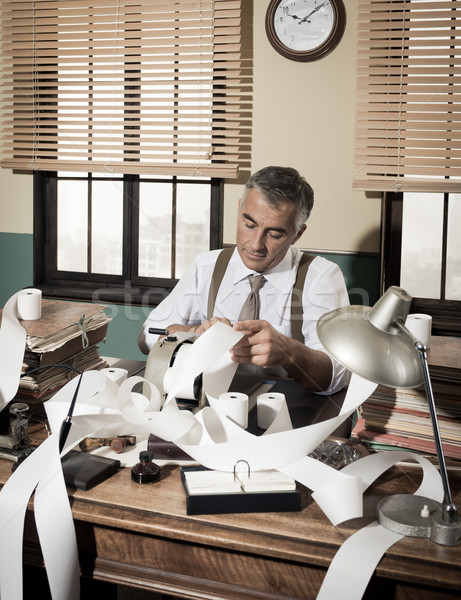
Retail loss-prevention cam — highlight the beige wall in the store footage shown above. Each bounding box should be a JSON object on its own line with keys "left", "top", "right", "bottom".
{"left": 0, "top": 1, "right": 381, "bottom": 254}
{"left": 0, "top": 168, "right": 33, "bottom": 234}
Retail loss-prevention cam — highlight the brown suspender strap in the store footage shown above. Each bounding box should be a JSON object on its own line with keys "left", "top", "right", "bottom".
{"left": 207, "top": 247, "right": 234, "bottom": 320}
{"left": 207, "top": 247, "right": 315, "bottom": 343}
{"left": 290, "top": 252, "right": 315, "bottom": 343}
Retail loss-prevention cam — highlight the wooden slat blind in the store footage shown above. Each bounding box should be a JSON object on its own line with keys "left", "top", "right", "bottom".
{"left": 0, "top": 0, "right": 251, "bottom": 177}
{"left": 354, "top": 0, "right": 461, "bottom": 192}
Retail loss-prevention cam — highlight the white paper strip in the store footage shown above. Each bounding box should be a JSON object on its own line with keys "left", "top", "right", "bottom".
{"left": 0, "top": 433, "right": 80, "bottom": 600}
{"left": 165, "top": 323, "right": 243, "bottom": 404}
{"left": 0, "top": 292, "right": 27, "bottom": 410}
{"left": 0, "top": 291, "right": 447, "bottom": 600}
{"left": 44, "top": 371, "right": 377, "bottom": 526}
{"left": 317, "top": 451, "right": 444, "bottom": 600}
{"left": 34, "top": 432, "right": 80, "bottom": 600}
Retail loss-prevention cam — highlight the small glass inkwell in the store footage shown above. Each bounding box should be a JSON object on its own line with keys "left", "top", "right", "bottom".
{"left": 131, "top": 450, "right": 160, "bottom": 484}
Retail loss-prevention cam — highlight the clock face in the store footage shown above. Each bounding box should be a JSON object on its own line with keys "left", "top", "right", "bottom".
{"left": 265, "top": 0, "right": 345, "bottom": 62}
{"left": 273, "top": 0, "right": 335, "bottom": 52}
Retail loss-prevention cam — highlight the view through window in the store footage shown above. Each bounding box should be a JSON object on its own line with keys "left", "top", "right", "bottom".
{"left": 400, "top": 193, "right": 461, "bottom": 302}
{"left": 34, "top": 171, "right": 221, "bottom": 304}
{"left": 56, "top": 173, "right": 212, "bottom": 280}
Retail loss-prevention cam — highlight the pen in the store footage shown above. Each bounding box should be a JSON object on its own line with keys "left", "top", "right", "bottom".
{"left": 148, "top": 327, "right": 169, "bottom": 336}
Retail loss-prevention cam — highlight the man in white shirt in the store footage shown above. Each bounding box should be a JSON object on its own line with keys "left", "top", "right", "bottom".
{"left": 138, "top": 166, "right": 350, "bottom": 395}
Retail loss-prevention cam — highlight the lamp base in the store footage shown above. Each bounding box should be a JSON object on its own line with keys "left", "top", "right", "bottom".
{"left": 377, "top": 494, "right": 461, "bottom": 546}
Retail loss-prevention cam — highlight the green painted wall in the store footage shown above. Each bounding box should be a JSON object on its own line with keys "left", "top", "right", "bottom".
{"left": 0, "top": 232, "right": 380, "bottom": 360}
{"left": 316, "top": 253, "right": 380, "bottom": 307}
{"left": 1, "top": 233, "right": 34, "bottom": 302}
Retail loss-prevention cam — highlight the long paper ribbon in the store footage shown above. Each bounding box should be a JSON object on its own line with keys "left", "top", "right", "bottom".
{"left": 0, "top": 292, "right": 445, "bottom": 600}
{"left": 0, "top": 292, "right": 26, "bottom": 410}
{"left": 316, "top": 451, "right": 443, "bottom": 600}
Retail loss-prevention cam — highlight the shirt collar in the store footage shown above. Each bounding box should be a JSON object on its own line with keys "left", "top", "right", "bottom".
{"left": 231, "top": 247, "right": 295, "bottom": 292}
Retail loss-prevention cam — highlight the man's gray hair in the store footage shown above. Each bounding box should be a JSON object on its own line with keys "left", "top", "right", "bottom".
{"left": 242, "top": 166, "right": 314, "bottom": 232}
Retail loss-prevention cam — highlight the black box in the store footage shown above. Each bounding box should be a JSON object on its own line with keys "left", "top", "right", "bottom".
{"left": 61, "top": 450, "right": 121, "bottom": 491}
{"left": 180, "top": 465, "right": 301, "bottom": 515}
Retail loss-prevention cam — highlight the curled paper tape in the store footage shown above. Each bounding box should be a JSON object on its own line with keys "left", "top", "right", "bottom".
{"left": 165, "top": 325, "right": 243, "bottom": 406}
{"left": 0, "top": 292, "right": 27, "bottom": 411}
{"left": 0, "top": 295, "right": 447, "bottom": 600}
{"left": 17, "top": 288, "right": 42, "bottom": 320}
{"left": 0, "top": 432, "right": 80, "bottom": 600}
{"left": 316, "top": 451, "right": 444, "bottom": 600}
{"left": 164, "top": 343, "right": 200, "bottom": 401}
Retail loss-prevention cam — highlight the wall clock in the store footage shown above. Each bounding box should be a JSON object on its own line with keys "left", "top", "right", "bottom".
{"left": 265, "top": 0, "right": 346, "bottom": 62}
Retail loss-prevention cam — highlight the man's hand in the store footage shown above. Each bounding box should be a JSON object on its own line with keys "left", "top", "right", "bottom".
{"left": 194, "top": 316, "right": 232, "bottom": 335}
{"left": 232, "top": 319, "right": 333, "bottom": 392}
{"left": 165, "top": 317, "right": 232, "bottom": 337}
{"left": 232, "top": 320, "right": 287, "bottom": 367}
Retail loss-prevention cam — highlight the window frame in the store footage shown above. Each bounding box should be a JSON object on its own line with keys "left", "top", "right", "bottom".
{"left": 33, "top": 171, "right": 223, "bottom": 306}
{"left": 382, "top": 191, "right": 461, "bottom": 336}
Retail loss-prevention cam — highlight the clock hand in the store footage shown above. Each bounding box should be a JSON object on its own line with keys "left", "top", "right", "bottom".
{"left": 286, "top": 13, "right": 303, "bottom": 22}
{"left": 300, "top": 2, "right": 326, "bottom": 24}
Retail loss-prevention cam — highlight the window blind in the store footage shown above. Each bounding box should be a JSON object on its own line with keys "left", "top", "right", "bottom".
{"left": 354, "top": 0, "right": 461, "bottom": 192}
{"left": 0, "top": 0, "right": 251, "bottom": 178}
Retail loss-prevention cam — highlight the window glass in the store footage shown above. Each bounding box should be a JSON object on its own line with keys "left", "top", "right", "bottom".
{"left": 91, "top": 180, "right": 124, "bottom": 275}
{"left": 175, "top": 183, "right": 210, "bottom": 278}
{"left": 383, "top": 190, "right": 461, "bottom": 336}
{"left": 401, "top": 193, "right": 443, "bottom": 299}
{"left": 138, "top": 182, "right": 173, "bottom": 278}
{"left": 59, "top": 171, "right": 86, "bottom": 178}
{"left": 57, "top": 179, "right": 88, "bottom": 272}
{"left": 36, "top": 172, "right": 221, "bottom": 304}
{"left": 446, "top": 194, "right": 461, "bottom": 301}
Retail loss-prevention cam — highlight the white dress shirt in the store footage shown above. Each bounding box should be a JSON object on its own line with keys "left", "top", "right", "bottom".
{"left": 139, "top": 247, "right": 350, "bottom": 394}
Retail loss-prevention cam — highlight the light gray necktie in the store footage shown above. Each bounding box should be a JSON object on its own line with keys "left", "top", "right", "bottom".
{"left": 238, "top": 275, "right": 265, "bottom": 320}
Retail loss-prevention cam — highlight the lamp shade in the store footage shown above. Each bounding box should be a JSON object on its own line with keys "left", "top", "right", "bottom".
{"left": 317, "top": 287, "right": 424, "bottom": 389}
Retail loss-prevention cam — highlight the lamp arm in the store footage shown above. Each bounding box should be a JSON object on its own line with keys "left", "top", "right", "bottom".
{"left": 395, "top": 319, "right": 457, "bottom": 522}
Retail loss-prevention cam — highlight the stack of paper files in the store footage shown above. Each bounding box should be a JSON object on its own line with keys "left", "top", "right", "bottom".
{"left": 351, "top": 336, "right": 461, "bottom": 460}
{"left": 17, "top": 299, "right": 111, "bottom": 401}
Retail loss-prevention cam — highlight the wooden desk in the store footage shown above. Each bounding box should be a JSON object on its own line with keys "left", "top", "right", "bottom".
{"left": 1, "top": 435, "right": 460, "bottom": 600}
{"left": 2, "top": 360, "right": 461, "bottom": 599}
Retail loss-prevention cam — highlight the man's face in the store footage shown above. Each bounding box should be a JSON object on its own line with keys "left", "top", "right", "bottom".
{"left": 236, "top": 188, "right": 306, "bottom": 273}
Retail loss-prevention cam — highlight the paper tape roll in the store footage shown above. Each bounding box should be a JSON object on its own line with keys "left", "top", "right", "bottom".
{"left": 17, "top": 288, "right": 42, "bottom": 320}
{"left": 405, "top": 313, "right": 432, "bottom": 348}
{"left": 257, "top": 392, "right": 286, "bottom": 430}
{"left": 101, "top": 367, "right": 128, "bottom": 384}
{"left": 215, "top": 392, "right": 248, "bottom": 429}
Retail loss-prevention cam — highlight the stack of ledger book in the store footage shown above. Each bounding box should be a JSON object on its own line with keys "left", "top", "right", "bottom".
{"left": 351, "top": 336, "right": 461, "bottom": 460}
{"left": 16, "top": 299, "right": 111, "bottom": 402}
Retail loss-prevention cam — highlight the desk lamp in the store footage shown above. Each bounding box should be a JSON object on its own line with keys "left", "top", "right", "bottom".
{"left": 317, "top": 286, "right": 461, "bottom": 546}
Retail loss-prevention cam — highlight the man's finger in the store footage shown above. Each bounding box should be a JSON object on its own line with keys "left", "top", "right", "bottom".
{"left": 233, "top": 319, "right": 265, "bottom": 332}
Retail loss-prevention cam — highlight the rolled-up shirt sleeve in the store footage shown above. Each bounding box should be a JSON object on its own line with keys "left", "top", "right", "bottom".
{"left": 137, "top": 251, "right": 218, "bottom": 353}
